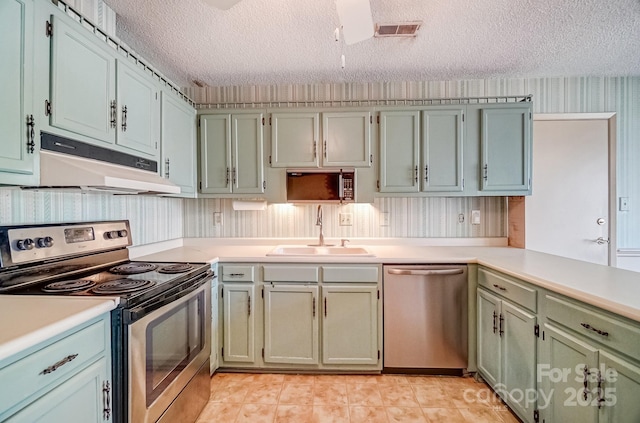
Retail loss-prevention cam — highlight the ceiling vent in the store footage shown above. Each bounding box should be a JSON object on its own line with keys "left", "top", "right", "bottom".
{"left": 374, "top": 21, "right": 422, "bottom": 38}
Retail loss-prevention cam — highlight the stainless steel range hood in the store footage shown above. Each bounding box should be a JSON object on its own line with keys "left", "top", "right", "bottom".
{"left": 32, "top": 133, "right": 180, "bottom": 195}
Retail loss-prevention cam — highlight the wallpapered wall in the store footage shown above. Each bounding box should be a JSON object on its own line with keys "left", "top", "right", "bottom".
{"left": 182, "top": 197, "right": 506, "bottom": 239}
{"left": 185, "top": 77, "right": 640, "bottom": 248}
{"left": 0, "top": 189, "right": 182, "bottom": 246}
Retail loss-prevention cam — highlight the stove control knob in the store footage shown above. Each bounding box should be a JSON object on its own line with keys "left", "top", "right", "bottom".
{"left": 118, "top": 230, "right": 128, "bottom": 238}
{"left": 36, "top": 236, "right": 54, "bottom": 248}
{"left": 17, "top": 238, "right": 35, "bottom": 250}
{"left": 105, "top": 231, "right": 119, "bottom": 239}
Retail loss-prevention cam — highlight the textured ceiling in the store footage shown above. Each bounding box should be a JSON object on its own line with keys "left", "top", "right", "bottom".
{"left": 103, "top": 0, "right": 640, "bottom": 88}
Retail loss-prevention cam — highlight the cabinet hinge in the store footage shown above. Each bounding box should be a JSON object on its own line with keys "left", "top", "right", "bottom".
{"left": 534, "top": 409, "right": 539, "bottom": 423}
{"left": 462, "top": 178, "right": 465, "bottom": 189}
{"left": 462, "top": 113, "right": 465, "bottom": 122}
{"left": 46, "top": 20, "right": 53, "bottom": 37}
{"left": 370, "top": 115, "right": 372, "bottom": 124}
{"left": 262, "top": 348, "right": 265, "bottom": 358}
{"left": 221, "top": 347, "right": 224, "bottom": 357}
{"left": 263, "top": 181, "right": 266, "bottom": 190}
{"left": 221, "top": 287, "right": 223, "bottom": 298}
{"left": 269, "top": 116, "right": 272, "bottom": 125}
{"left": 262, "top": 117, "right": 265, "bottom": 126}
{"left": 376, "top": 180, "right": 380, "bottom": 190}
{"left": 199, "top": 181, "right": 202, "bottom": 190}
{"left": 261, "top": 287, "right": 264, "bottom": 298}
{"left": 377, "top": 350, "right": 381, "bottom": 360}
{"left": 534, "top": 324, "right": 540, "bottom": 338}
{"left": 377, "top": 290, "right": 380, "bottom": 300}
{"left": 377, "top": 115, "right": 380, "bottom": 124}
{"left": 370, "top": 154, "right": 373, "bottom": 164}
{"left": 529, "top": 111, "right": 532, "bottom": 120}
{"left": 198, "top": 118, "right": 201, "bottom": 128}
{"left": 155, "top": 142, "right": 158, "bottom": 149}
{"left": 45, "top": 100, "right": 51, "bottom": 116}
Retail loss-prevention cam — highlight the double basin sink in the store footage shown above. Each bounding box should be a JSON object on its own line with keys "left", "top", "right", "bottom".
{"left": 267, "top": 245, "right": 375, "bottom": 257}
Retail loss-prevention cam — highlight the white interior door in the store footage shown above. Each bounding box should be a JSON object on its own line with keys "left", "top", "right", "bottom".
{"left": 526, "top": 117, "right": 613, "bottom": 265}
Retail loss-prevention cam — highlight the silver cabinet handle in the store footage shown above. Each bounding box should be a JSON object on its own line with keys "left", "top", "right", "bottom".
{"left": 313, "top": 141, "right": 317, "bottom": 159}
{"left": 226, "top": 167, "right": 230, "bottom": 185}
{"left": 110, "top": 100, "right": 117, "bottom": 128}
{"left": 103, "top": 380, "right": 111, "bottom": 420}
{"left": 387, "top": 268, "right": 464, "bottom": 276}
{"left": 121, "top": 105, "right": 128, "bottom": 132}
{"left": 499, "top": 313, "right": 504, "bottom": 337}
{"left": 324, "top": 140, "right": 327, "bottom": 158}
{"left": 165, "top": 158, "right": 170, "bottom": 178}
{"left": 41, "top": 353, "right": 78, "bottom": 375}
{"left": 424, "top": 165, "right": 428, "bottom": 182}
{"left": 414, "top": 166, "right": 418, "bottom": 183}
{"left": 492, "top": 310, "right": 497, "bottom": 334}
{"left": 483, "top": 164, "right": 488, "bottom": 181}
{"left": 26, "top": 114, "right": 35, "bottom": 153}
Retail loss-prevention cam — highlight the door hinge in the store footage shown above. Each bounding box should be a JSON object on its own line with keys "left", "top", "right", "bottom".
{"left": 46, "top": 20, "right": 53, "bottom": 37}
{"left": 534, "top": 409, "right": 539, "bottom": 423}
{"left": 534, "top": 324, "right": 540, "bottom": 338}
{"left": 45, "top": 100, "right": 51, "bottom": 116}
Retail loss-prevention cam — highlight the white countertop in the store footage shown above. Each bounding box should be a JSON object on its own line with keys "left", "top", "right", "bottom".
{"left": 0, "top": 296, "right": 119, "bottom": 362}
{"left": 131, "top": 238, "right": 640, "bottom": 323}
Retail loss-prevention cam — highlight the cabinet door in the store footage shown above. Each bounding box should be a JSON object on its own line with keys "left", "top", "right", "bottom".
{"left": 222, "top": 284, "right": 255, "bottom": 363}
{"left": 501, "top": 301, "right": 537, "bottom": 422}
{"left": 322, "top": 111, "right": 371, "bottom": 167}
{"left": 161, "top": 93, "right": 196, "bottom": 196}
{"left": 0, "top": 0, "right": 35, "bottom": 178}
{"left": 421, "top": 108, "right": 463, "bottom": 192}
{"left": 6, "top": 358, "right": 111, "bottom": 423}
{"left": 477, "top": 289, "right": 501, "bottom": 388}
{"left": 541, "top": 324, "right": 598, "bottom": 423}
{"left": 270, "top": 112, "right": 319, "bottom": 167}
{"left": 264, "top": 285, "right": 318, "bottom": 365}
{"left": 232, "top": 113, "right": 264, "bottom": 194}
{"left": 322, "top": 285, "right": 378, "bottom": 365}
{"left": 599, "top": 351, "right": 640, "bottom": 423}
{"left": 480, "top": 105, "right": 532, "bottom": 193}
{"left": 116, "top": 59, "right": 159, "bottom": 157}
{"left": 379, "top": 111, "right": 420, "bottom": 192}
{"left": 200, "top": 114, "right": 232, "bottom": 194}
{"left": 50, "top": 15, "right": 116, "bottom": 145}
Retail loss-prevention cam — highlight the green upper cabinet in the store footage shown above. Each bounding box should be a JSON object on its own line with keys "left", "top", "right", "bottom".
{"left": 378, "top": 110, "right": 420, "bottom": 193}
{"left": 49, "top": 15, "right": 116, "bottom": 146}
{"left": 200, "top": 113, "right": 265, "bottom": 195}
{"left": 200, "top": 114, "right": 231, "bottom": 193}
{"left": 421, "top": 108, "right": 464, "bottom": 192}
{"left": 0, "top": 0, "right": 36, "bottom": 183}
{"left": 479, "top": 104, "right": 532, "bottom": 194}
{"left": 270, "top": 112, "right": 319, "bottom": 167}
{"left": 115, "top": 59, "right": 160, "bottom": 156}
{"left": 321, "top": 111, "right": 371, "bottom": 167}
{"left": 161, "top": 92, "right": 196, "bottom": 196}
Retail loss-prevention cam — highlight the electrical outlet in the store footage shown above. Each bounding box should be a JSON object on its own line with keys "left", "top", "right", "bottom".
{"left": 471, "top": 210, "right": 481, "bottom": 225}
{"left": 339, "top": 213, "right": 353, "bottom": 226}
{"left": 620, "top": 197, "right": 630, "bottom": 211}
{"left": 213, "top": 212, "right": 223, "bottom": 227}
{"left": 458, "top": 213, "right": 465, "bottom": 223}
{"left": 380, "top": 212, "right": 390, "bottom": 226}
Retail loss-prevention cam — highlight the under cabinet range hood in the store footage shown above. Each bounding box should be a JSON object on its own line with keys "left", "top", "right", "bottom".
{"left": 31, "top": 133, "right": 180, "bottom": 195}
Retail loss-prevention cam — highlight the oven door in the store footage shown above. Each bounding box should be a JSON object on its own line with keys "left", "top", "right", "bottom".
{"left": 127, "top": 274, "right": 211, "bottom": 423}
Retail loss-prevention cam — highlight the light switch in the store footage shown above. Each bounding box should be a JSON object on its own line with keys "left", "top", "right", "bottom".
{"left": 471, "top": 210, "right": 481, "bottom": 225}
{"left": 213, "top": 212, "right": 223, "bottom": 227}
{"left": 619, "top": 197, "right": 630, "bottom": 211}
{"left": 339, "top": 213, "right": 353, "bottom": 226}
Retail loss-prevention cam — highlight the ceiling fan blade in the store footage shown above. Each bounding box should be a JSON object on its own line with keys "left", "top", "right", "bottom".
{"left": 336, "top": 0, "right": 374, "bottom": 45}
{"left": 201, "top": 0, "right": 243, "bottom": 10}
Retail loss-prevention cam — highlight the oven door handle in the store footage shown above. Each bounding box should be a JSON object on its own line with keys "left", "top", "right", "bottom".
{"left": 124, "top": 270, "right": 212, "bottom": 323}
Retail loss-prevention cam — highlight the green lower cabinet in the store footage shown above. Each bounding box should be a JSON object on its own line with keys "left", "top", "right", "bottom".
{"left": 598, "top": 351, "right": 640, "bottom": 423}
{"left": 263, "top": 285, "right": 319, "bottom": 365}
{"left": 540, "top": 324, "right": 599, "bottom": 423}
{"left": 6, "top": 358, "right": 110, "bottom": 423}
{"left": 221, "top": 283, "right": 256, "bottom": 364}
{"left": 321, "top": 285, "right": 378, "bottom": 365}
{"left": 477, "top": 288, "right": 537, "bottom": 423}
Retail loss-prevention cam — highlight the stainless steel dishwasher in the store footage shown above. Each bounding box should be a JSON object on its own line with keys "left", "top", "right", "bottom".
{"left": 383, "top": 265, "right": 468, "bottom": 373}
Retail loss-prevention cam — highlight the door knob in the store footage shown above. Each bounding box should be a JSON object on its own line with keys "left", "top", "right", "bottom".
{"left": 595, "top": 237, "right": 610, "bottom": 245}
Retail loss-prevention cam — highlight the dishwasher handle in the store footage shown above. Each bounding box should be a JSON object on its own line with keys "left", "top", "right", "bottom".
{"left": 386, "top": 268, "right": 464, "bottom": 276}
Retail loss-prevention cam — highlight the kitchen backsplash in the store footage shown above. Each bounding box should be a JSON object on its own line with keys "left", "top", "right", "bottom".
{"left": 0, "top": 189, "right": 182, "bottom": 246}
{"left": 182, "top": 197, "right": 506, "bottom": 238}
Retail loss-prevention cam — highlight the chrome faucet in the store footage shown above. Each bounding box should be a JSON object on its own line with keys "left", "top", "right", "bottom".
{"left": 316, "top": 205, "right": 324, "bottom": 246}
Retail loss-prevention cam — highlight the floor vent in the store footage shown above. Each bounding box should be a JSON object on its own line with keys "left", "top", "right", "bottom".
{"left": 374, "top": 21, "right": 422, "bottom": 38}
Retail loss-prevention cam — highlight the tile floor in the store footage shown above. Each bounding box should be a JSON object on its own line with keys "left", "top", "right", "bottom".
{"left": 196, "top": 373, "right": 522, "bottom": 423}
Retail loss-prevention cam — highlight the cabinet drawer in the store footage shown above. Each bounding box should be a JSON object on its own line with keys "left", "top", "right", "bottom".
{"left": 221, "top": 265, "right": 255, "bottom": 282}
{"left": 546, "top": 295, "right": 640, "bottom": 359}
{"left": 263, "top": 265, "right": 319, "bottom": 282}
{"left": 0, "top": 318, "right": 107, "bottom": 413}
{"left": 323, "top": 266, "right": 379, "bottom": 283}
{"left": 478, "top": 267, "right": 537, "bottom": 312}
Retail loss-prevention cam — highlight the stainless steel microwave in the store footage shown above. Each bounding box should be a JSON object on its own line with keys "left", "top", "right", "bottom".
{"left": 286, "top": 169, "right": 355, "bottom": 203}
